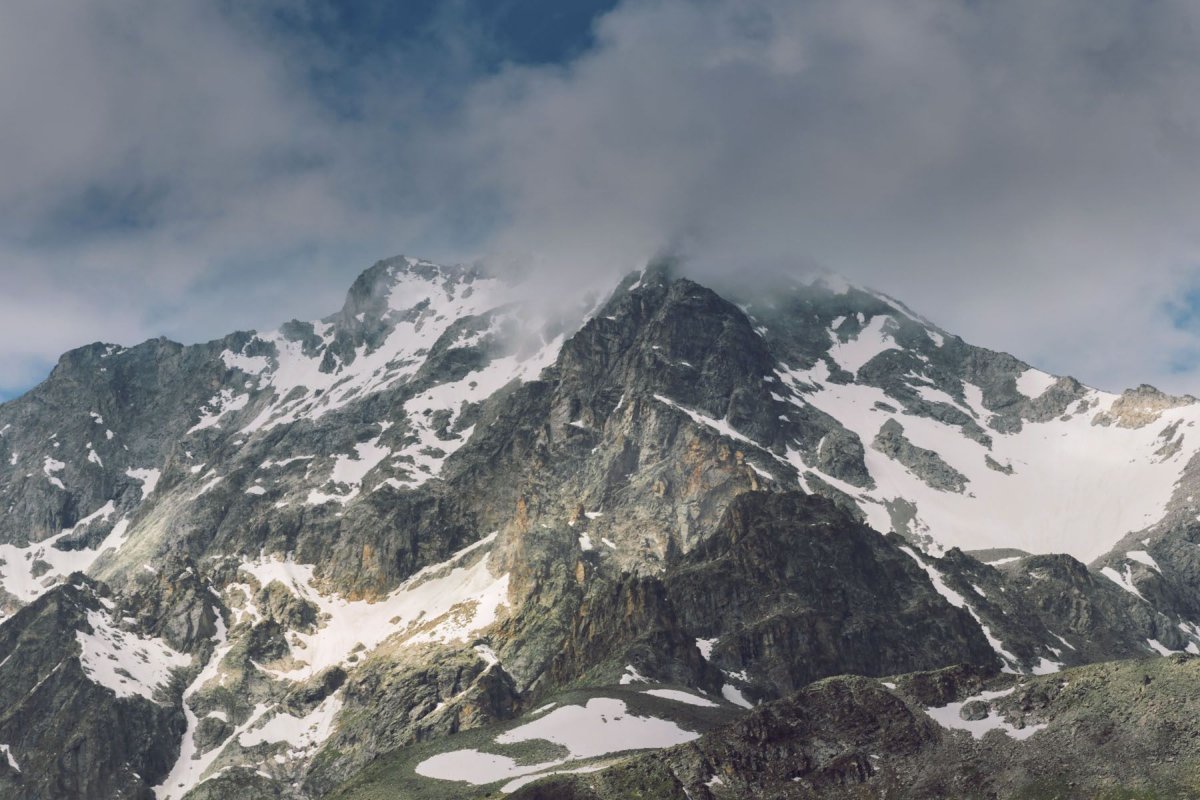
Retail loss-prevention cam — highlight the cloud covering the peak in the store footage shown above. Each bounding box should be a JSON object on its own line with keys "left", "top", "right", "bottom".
{"left": 3, "top": 0, "right": 1200, "bottom": 395}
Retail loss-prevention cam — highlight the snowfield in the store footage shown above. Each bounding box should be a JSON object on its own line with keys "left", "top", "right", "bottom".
{"left": 415, "top": 697, "right": 701, "bottom": 794}
{"left": 779, "top": 355, "right": 1199, "bottom": 562}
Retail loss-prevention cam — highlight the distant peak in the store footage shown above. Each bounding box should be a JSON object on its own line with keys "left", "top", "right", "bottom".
{"left": 335, "top": 255, "right": 484, "bottom": 323}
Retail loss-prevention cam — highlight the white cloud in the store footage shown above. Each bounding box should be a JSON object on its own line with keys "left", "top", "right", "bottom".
{"left": 444, "top": 0, "right": 1200, "bottom": 393}
{"left": 5, "top": 0, "right": 1200, "bottom": 396}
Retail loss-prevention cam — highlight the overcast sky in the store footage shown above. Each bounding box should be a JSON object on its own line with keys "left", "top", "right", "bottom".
{"left": 3, "top": 0, "right": 1200, "bottom": 398}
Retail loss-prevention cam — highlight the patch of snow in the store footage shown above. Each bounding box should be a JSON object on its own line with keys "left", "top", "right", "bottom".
{"left": 620, "top": 665, "right": 649, "bottom": 685}
{"left": 415, "top": 750, "right": 552, "bottom": 788}
{"left": 777, "top": 359, "right": 1190, "bottom": 563}
{"left": 238, "top": 691, "right": 343, "bottom": 757}
{"left": 1051, "top": 632, "right": 1076, "bottom": 651}
{"left": 1126, "top": 550, "right": 1161, "bottom": 572}
{"left": 1101, "top": 565, "right": 1145, "bottom": 601}
{"left": 388, "top": 334, "right": 561, "bottom": 490}
{"left": 1030, "top": 658, "right": 1061, "bottom": 675}
{"left": 747, "top": 461, "right": 776, "bottom": 482}
{"left": 220, "top": 349, "right": 271, "bottom": 374}
{"left": 235, "top": 268, "right": 558, "bottom": 436}
{"left": 43, "top": 457, "right": 66, "bottom": 490}
{"left": 305, "top": 428, "right": 392, "bottom": 505}
{"left": 126, "top": 468, "right": 161, "bottom": 497}
{"left": 0, "top": 744, "right": 19, "bottom": 773}
{"left": 503, "top": 764, "right": 607, "bottom": 794}
{"left": 0, "top": 515, "right": 134, "bottom": 610}
{"left": 187, "top": 389, "right": 250, "bottom": 434}
{"left": 195, "top": 475, "right": 223, "bottom": 497}
{"left": 156, "top": 611, "right": 240, "bottom": 799}
{"left": 103, "top": 520, "right": 133, "bottom": 558}
{"left": 1147, "top": 638, "right": 1175, "bottom": 656}
{"left": 696, "top": 638, "right": 717, "bottom": 660}
{"left": 642, "top": 688, "right": 718, "bottom": 708}
{"left": 474, "top": 644, "right": 500, "bottom": 668}
{"left": 720, "top": 684, "right": 753, "bottom": 709}
{"left": 238, "top": 533, "right": 508, "bottom": 679}
{"left": 261, "top": 455, "right": 314, "bottom": 470}
{"left": 67, "top": 501, "right": 117, "bottom": 533}
{"left": 416, "top": 698, "right": 699, "bottom": 789}
{"left": 925, "top": 687, "right": 1046, "bottom": 741}
{"left": 76, "top": 609, "right": 192, "bottom": 703}
{"left": 1015, "top": 368, "right": 1057, "bottom": 400}
{"left": 653, "top": 395, "right": 762, "bottom": 450}
{"left": 828, "top": 315, "right": 895, "bottom": 376}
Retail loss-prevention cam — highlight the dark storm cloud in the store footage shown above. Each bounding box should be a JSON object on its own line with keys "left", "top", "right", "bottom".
{"left": 3, "top": 0, "right": 1200, "bottom": 396}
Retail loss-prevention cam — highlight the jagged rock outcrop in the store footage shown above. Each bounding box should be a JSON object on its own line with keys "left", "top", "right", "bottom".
{"left": 665, "top": 492, "right": 997, "bottom": 698}
{"left": 0, "top": 578, "right": 188, "bottom": 800}
{"left": 871, "top": 419, "right": 968, "bottom": 493}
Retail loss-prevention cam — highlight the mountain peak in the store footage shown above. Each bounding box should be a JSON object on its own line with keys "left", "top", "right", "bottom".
{"left": 7, "top": 255, "right": 1200, "bottom": 798}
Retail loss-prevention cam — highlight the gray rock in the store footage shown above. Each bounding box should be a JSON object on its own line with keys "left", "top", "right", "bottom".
{"left": 872, "top": 419, "right": 968, "bottom": 493}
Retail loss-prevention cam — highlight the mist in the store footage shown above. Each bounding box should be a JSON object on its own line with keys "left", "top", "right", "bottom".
{"left": 3, "top": 0, "right": 1200, "bottom": 396}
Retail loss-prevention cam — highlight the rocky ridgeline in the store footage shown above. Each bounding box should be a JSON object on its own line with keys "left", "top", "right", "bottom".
{"left": 3, "top": 257, "right": 1200, "bottom": 798}
{"left": 505, "top": 655, "right": 1200, "bottom": 800}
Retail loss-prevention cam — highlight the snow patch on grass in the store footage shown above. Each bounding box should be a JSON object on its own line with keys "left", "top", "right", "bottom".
{"left": 925, "top": 687, "right": 1046, "bottom": 741}
{"left": 641, "top": 688, "right": 718, "bottom": 708}
{"left": 415, "top": 698, "right": 700, "bottom": 790}
{"left": 721, "top": 684, "right": 753, "bottom": 709}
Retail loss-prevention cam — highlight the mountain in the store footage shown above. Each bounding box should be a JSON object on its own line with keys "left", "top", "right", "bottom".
{"left": 3, "top": 255, "right": 1200, "bottom": 798}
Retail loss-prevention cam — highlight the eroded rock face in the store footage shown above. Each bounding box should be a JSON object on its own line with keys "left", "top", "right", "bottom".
{"left": 871, "top": 419, "right": 968, "bottom": 493}
{"left": 0, "top": 578, "right": 187, "bottom": 800}
{"left": 665, "top": 492, "right": 997, "bottom": 698}
{"left": 1092, "top": 384, "right": 1196, "bottom": 429}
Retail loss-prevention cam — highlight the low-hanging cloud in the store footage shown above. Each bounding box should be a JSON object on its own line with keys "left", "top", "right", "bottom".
{"left": 4, "top": 0, "right": 1200, "bottom": 396}
{"left": 447, "top": 0, "right": 1200, "bottom": 393}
